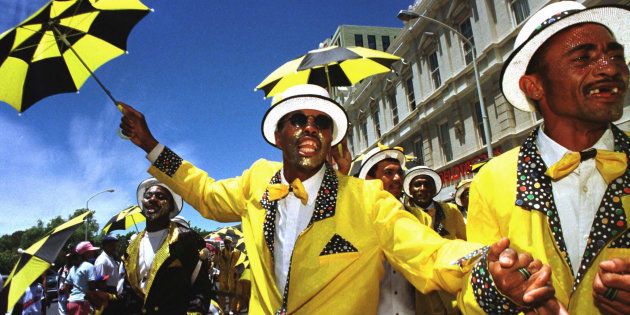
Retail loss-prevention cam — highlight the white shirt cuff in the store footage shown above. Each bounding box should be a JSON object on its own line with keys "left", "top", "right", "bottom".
{"left": 146, "top": 143, "right": 165, "bottom": 163}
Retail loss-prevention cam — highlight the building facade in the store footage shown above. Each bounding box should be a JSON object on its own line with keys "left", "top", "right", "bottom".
{"left": 340, "top": 0, "right": 630, "bottom": 200}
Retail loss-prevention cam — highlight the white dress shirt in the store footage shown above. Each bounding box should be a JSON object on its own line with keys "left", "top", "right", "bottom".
{"left": 138, "top": 229, "right": 168, "bottom": 289}
{"left": 377, "top": 261, "right": 415, "bottom": 315}
{"left": 536, "top": 127, "right": 612, "bottom": 275}
{"left": 274, "top": 165, "right": 326, "bottom": 293}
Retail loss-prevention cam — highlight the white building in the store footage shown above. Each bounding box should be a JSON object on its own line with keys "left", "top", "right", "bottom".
{"left": 341, "top": 0, "right": 630, "bottom": 200}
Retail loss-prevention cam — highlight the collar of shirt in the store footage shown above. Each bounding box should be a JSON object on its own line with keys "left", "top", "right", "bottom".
{"left": 280, "top": 164, "right": 327, "bottom": 206}
{"left": 536, "top": 126, "right": 614, "bottom": 168}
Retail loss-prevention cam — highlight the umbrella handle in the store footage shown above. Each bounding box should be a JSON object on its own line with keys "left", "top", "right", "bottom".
{"left": 53, "top": 26, "right": 129, "bottom": 140}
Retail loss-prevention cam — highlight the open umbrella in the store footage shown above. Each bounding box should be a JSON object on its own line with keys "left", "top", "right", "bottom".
{"left": 206, "top": 225, "right": 249, "bottom": 274}
{"left": 102, "top": 205, "right": 145, "bottom": 234}
{"left": 255, "top": 45, "right": 401, "bottom": 97}
{"left": 0, "top": 0, "right": 150, "bottom": 112}
{"left": 0, "top": 211, "right": 90, "bottom": 313}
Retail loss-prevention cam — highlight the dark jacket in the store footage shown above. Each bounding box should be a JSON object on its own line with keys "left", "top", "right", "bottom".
{"left": 121, "top": 222, "right": 210, "bottom": 314}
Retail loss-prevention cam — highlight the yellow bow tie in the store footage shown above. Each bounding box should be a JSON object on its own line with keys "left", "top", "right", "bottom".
{"left": 545, "top": 149, "right": 627, "bottom": 184}
{"left": 267, "top": 178, "right": 309, "bottom": 205}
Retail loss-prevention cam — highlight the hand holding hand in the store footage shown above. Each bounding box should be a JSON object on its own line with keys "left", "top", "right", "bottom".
{"left": 593, "top": 257, "right": 630, "bottom": 315}
{"left": 488, "top": 238, "right": 559, "bottom": 311}
{"left": 118, "top": 102, "right": 158, "bottom": 153}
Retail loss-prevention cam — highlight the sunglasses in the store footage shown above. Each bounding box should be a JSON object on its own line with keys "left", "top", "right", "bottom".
{"left": 285, "top": 112, "right": 333, "bottom": 130}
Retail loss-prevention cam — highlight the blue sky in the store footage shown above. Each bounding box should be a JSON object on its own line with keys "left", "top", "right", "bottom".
{"left": 0, "top": 0, "right": 411, "bottom": 235}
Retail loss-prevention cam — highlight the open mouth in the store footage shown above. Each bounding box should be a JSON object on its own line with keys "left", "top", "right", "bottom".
{"left": 297, "top": 136, "right": 320, "bottom": 156}
{"left": 585, "top": 82, "right": 624, "bottom": 99}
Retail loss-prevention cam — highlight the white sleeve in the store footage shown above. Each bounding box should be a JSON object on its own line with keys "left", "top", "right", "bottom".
{"left": 146, "top": 143, "right": 165, "bottom": 163}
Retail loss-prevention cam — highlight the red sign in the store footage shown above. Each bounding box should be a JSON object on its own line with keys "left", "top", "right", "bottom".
{"left": 438, "top": 148, "right": 502, "bottom": 187}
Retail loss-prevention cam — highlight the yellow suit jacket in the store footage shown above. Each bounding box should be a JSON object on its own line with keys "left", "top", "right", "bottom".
{"left": 406, "top": 201, "right": 466, "bottom": 315}
{"left": 461, "top": 126, "right": 630, "bottom": 314}
{"left": 148, "top": 148, "right": 484, "bottom": 315}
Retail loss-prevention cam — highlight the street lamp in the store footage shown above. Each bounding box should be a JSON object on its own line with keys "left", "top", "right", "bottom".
{"left": 85, "top": 189, "right": 115, "bottom": 241}
{"left": 397, "top": 9, "right": 493, "bottom": 158}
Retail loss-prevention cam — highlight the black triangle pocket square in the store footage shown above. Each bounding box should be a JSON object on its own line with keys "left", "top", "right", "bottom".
{"left": 320, "top": 234, "right": 358, "bottom": 256}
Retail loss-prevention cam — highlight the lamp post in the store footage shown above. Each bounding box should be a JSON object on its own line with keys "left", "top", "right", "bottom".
{"left": 85, "top": 189, "right": 115, "bottom": 241}
{"left": 397, "top": 9, "right": 493, "bottom": 158}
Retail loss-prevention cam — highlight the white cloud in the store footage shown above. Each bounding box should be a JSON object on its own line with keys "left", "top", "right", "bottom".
{"left": 0, "top": 102, "right": 203, "bottom": 235}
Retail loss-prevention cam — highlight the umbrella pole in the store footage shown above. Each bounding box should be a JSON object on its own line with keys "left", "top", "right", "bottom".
{"left": 131, "top": 215, "right": 139, "bottom": 233}
{"left": 324, "top": 65, "right": 332, "bottom": 95}
{"left": 52, "top": 27, "right": 119, "bottom": 109}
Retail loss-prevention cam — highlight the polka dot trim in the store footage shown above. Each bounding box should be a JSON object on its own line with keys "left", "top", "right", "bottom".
{"left": 609, "top": 229, "right": 630, "bottom": 248}
{"left": 309, "top": 164, "right": 338, "bottom": 225}
{"left": 531, "top": 9, "right": 580, "bottom": 38}
{"left": 431, "top": 203, "right": 448, "bottom": 237}
{"left": 515, "top": 127, "right": 574, "bottom": 274}
{"left": 471, "top": 251, "right": 521, "bottom": 314}
{"left": 572, "top": 125, "right": 629, "bottom": 291}
{"left": 319, "top": 234, "right": 358, "bottom": 256}
{"left": 260, "top": 171, "right": 282, "bottom": 257}
{"left": 154, "top": 146, "right": 183, "bottom": 177}
{"left": 451, "top": 245, "right": 489, "bottom": 267}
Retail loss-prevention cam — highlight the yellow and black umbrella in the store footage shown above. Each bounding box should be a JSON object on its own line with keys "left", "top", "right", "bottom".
{"left": 0, "top": 211, "right": 90, "bottom": 313}
{"left": 256, "top": 45, "right": 400, "bottom": 97}
{"left": 0, "top": 0, "right": 150, "bottom": 112}
{"left": 206, "top": 225, "right": 249, "bottom": 274}
{"left": 102, "top": 205, "right": 145, "bottom": 234}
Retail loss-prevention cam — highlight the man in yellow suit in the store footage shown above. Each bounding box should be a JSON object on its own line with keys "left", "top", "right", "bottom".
{"left": 465, "top": 2, "right": 629, "bottom": 314}
{"left": 119, "top": 84, "right": 558, "bottom": 314}
{"left": 403, "top": 166, "right": 466, "bottom": 314}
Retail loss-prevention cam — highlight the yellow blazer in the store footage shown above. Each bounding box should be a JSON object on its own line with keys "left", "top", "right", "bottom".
{"left": 461, "top": 126, "right": 630, "bottom": 314}
{"left": 148, "top": 149, "right": 484, "bottom": 315}
{"left": 406, "top": 201, "right": 466, "bottom": 315}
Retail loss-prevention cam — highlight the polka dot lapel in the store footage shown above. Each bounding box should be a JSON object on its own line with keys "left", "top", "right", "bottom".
{"left": 515, "top": 125, "right": 629, "bottom": 289}
{"left": 260, "top": 164, "right": 339, "bottom": 258}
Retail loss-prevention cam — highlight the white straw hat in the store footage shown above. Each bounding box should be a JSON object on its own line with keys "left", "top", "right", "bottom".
{"left": 454, "top": 179, "right": 473, "bottom": 207}
{"left": 501, "top": 2, "right": 630, "bottom": 112}
{"left": 261, "top": 84, "right": 348, "bottom": 147}
{"left": 137, "top": 178, "right": 183, "bottom": 219}
{"left": 403, "top": 166, "right": 442, "bottom": 197}
{"left": 357, "top": 145, "right": 406, "bottom": 179}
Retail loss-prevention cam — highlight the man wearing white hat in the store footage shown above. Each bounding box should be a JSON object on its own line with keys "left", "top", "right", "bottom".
{"left": 404, "top": 166, "right": 466, "bottom": 241}
{"left": 466, "top": 2, "right": 629, "bottom": 314}
{"left": 119, "top": 84, "right": 558, "bottom": 314}
{"left": 120, "top": 178, "right": 210, "bottom": 314}
{"left": 357, "top": 145, "right": 430, "bottom": 315}
{"left": 403, "top": 166, "right": 466, "bottom": 315}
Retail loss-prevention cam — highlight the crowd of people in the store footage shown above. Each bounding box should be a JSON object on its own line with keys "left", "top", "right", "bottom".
{"left": 10, "top": 2, "right": 629, "bottom": 314}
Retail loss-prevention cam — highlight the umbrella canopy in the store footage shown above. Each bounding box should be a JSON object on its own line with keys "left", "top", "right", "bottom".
{"left": 0, "top": 0, "right": 150, "bottom": 112}
{"left": 256, "top": 45, "right": 401, "bottom": 97}
{"left": 0, "top": 211, "right": 90, "bottom": 313}
{"left": 102, "top": 205, "right": 145, "bottom": 234}
{"left": 206, "top": 225, "right": 249, "bottom": 275}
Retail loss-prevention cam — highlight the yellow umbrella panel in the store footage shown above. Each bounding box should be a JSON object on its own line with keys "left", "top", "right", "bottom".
{"left": 0, "top": 0, "right": 150, "bottom": 112}
{"left": 102, "top": 205, "right": 145, "bottom": 234}
{"left": 0, "top": 211, "right": 90, "bottom": 313}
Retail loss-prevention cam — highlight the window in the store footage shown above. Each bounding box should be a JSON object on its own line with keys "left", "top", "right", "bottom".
{"left": 354, "top": 34, "right": 364, "bottom": 47}
{"left": 429, "top": 51, "right": 441, "bottom": 88}
{"left": 511, "top": 0, "right": 531, "bottom": 24}
{"left": 413, "top": 135, "right": 424, "bottom": 165}
{"left": 367, "top": 35, "right": 376, "bottom": 49}
{"left": 360, "top": 120, "right": 369, "bottom": 147}
{"left": 372, "top": 103, "right": 381, "bottom": 138}
{"left": 382, "top": 36, "right": 391, "bottom": 51}
{"left": 474, "top": 102, "right": 487, "bottom": 145}
{"left": 405, "top": 76, "right": 416, "bottom": 111}
{"left": 439, "top": 122, "right": 453, "bottom": 162}
{"left": 459, "top": 19, "right": 475, "bottom": 65}
{"left": 388, "top": 90, "right": 399, "bottom": 125}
